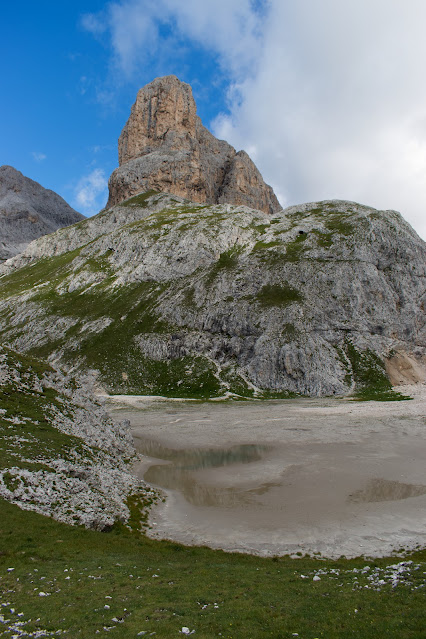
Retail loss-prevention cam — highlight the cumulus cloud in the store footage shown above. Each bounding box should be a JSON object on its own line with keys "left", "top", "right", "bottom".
{"left": 81, "top": 0, "right": 266, "bottom": 78}
{"left": 212, "top": 0, "right": 426, "bottom": 239}
{"left": 83, "top": 0, "right": 426, "bottom": 239}
{"left": 74, "top": 168, "right": 108, "bottom": 215}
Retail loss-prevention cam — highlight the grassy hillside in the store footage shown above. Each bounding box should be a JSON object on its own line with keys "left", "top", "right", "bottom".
{"left": 1, "top": 498, "right": 425, "bottom": 638}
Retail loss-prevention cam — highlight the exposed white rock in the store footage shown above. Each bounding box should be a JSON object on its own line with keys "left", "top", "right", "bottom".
{"left": 0, "top": 346, "right": 157, "bottom": 529}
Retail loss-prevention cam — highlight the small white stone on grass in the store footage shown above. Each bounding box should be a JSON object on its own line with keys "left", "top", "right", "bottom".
{"left": 313, "top": 575, "right": 321, "bottom": 582}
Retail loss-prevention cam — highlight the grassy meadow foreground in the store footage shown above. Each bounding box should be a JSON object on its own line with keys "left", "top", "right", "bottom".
{"left": 0, "top": 346, "right": 425, "bottom": 637}
{"left": 1, "top": 498, "right": 425, "bottom": 639}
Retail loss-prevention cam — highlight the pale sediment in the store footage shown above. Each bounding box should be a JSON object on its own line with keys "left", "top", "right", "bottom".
{"left": 114, "top": 385, "right": 426, "bottom": 558}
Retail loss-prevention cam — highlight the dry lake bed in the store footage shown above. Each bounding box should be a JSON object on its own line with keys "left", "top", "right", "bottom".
{"left": 108, "top": 386, "right": 426, "bottom": 559}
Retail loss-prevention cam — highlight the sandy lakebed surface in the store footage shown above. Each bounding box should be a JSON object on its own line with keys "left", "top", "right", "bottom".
{"left": 107, "top": 386, "right": 426, "bottom": 559}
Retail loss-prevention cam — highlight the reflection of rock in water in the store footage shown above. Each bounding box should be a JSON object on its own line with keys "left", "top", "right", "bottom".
{"left": 145, "top": 464, "right": 255, "bottom": 508}
{"left": 134, "top": 437, "right": 268, "bottom": 469}
{"left": 348, "top": 478, "right": 426, "bottom": 503}
{"left": 137, "top": 438, "right": 271, "bottom": 508}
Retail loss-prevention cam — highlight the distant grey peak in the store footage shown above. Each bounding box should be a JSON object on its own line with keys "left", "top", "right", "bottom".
{"left": 0, "top": 165, "right": 84, "bottom": 260}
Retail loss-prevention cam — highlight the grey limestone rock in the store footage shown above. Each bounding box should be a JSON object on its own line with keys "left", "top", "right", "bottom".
{"left": 0, "top": 165, "right": 84, "bottom": 260}
{"left": 0, "top": 193, "right": 424, "bottom": 397}
{"left": 0, "top": 346, "right": 156, "bottom": 530}
{"left": 107, "top": 75, "right": 281, "bottom": 214}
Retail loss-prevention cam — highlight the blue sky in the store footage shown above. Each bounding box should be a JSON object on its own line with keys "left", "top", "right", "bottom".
{"left": 2, "top": 1, "right": 426, "bottom": 240}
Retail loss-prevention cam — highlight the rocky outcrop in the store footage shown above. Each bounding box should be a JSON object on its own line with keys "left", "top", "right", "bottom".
{"left": 0, "top": 193, "right": 424, "bottom": 397}
{"left": 0, "top": 346, "right": 157, "bottom": 530}
{"left": 107, "top": 76, "right": 281, "bottom": 214}
{"left": 0, "top": 165, "right": 83, "bottom": 260}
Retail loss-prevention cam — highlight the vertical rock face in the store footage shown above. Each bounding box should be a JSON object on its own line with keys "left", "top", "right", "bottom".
{"left": 107, "top": 76, "right": 281, "bottom": 214}
{"left": 118, "top": 75, "right": 198, "bottom": 164}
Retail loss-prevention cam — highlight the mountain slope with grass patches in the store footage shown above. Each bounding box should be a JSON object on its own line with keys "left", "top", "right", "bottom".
{"left": 0, "top": 191, "right": 425, "bottom": 398}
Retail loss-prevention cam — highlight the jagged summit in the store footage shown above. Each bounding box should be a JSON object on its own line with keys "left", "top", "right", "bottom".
{"left": 107, "top": 75, "right": 281, "bottom": 214}
{"left": 0, "top": 165, "right": 83, "bottom": 260}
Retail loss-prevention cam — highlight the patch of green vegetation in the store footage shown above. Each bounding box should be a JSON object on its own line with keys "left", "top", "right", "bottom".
{"left": 48, "top": 284, "right": 173, "bottom": 391}
{"left": 249, "top": 244, "right": 287, "bottom": 266}
{"left": 324, "top": 217, "right": 355, "bottom": 235}
{"left": 1, "top": 498, "right": 424, "bottom": 638}
{"left": 137, "top": 204, "right": 211, "bottom": 233}
{"left": 129, "top": 355, "right": 223, "bottom": 398}
{"left": 258, "top": 389, "right": 299, "bottom": 399}
{"left": 252, "top": 239, "right": 281, "bottom": 252}
{"left": 0, "top": 348, "right": 95, "bottom": 473}
{"left": 82, "top": 252, "right": 115, "bottom": 276}
{"left": 256, "top": 283, "right": 303, "bottom": 308}
{"left": 251, "top": 222, "right": 270, "bottom": 234}
{"left": 181, "top": 286, "right": 196, "bottom": 309}
{"left": 0, "top": 247, "right": 83, "bottom": 299}
{"left": 205, "top": 247, "right": 242, "bottom": 286}
{"left": 282, "top": 322, "right": 298, "bottom": 338}
{"left": 125, "top": 492, "right": 160, "bottom": 534}
{"left": 311, "top": 228, "right": 334, "bottom": 248}
{"left": 120, "top": 190, "right": 159, "bottom": 207}
{"left": 214, "top": 366, "right": 257, "bottom": 398}
{"left": 284, "top": 233, "right": 309, "bottom": 261}
{"left": 344, "top": 341, "right": 412, "bottom": 401}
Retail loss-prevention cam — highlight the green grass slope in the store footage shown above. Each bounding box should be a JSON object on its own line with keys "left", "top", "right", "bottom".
{"left": 0, "top": 499, "right": 425, "bottom": 638}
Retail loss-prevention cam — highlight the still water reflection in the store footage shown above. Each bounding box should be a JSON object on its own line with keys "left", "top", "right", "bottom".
{"left": 348, "top": 478, "right": 426, "bottom": 503}
{"left": 135, "top": 437, "right": 272, "bottom": 508}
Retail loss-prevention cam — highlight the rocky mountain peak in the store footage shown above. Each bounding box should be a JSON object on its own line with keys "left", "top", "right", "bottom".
{"left": 0, "top": 165, "right": 83, "bottom": 261}
{"left": 118, "top": 75, "right": 197, "bottom": 164}
{"left": 107, "top": 76, "right": 281, "bottom": 214}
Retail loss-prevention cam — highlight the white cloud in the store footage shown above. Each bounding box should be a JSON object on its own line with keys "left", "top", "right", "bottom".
{"left": 211, "top": 0, "right": 426, "bottom": 240}
{"left": 31, "top": 152, "right": 47, "bottom": 162}
{"left": 74, "top": 168, "right": 108, "bottom": 215}
{"left": 83, "top": 0, "right": 426, "bottom": 240}
{"left": 81, "top": 0, "right": 266, "bottom": 78}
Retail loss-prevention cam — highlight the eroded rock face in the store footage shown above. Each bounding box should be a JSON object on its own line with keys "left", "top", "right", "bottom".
{"left": 107, "top": 76, "right": 281, "bottom": 214}
{"left": 0, "top": 166, "right": 84, "bottom": 260}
